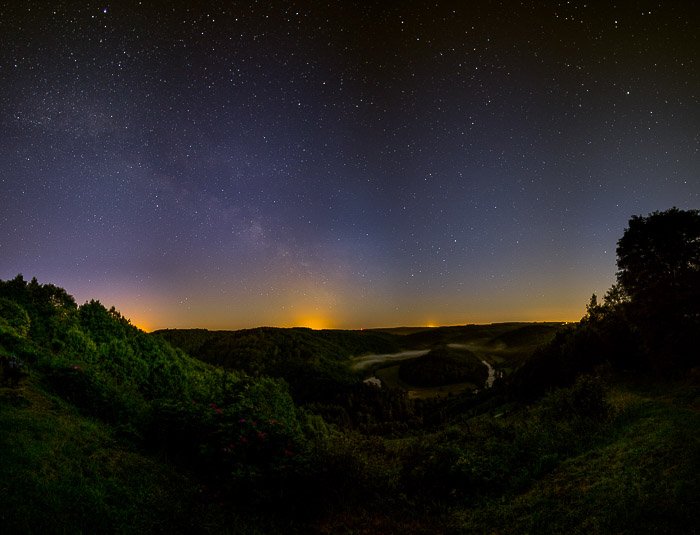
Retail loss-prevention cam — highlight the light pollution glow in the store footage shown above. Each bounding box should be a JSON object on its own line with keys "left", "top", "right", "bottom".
{"left": 58, "top": 272, "right": 610, "bottom": 332}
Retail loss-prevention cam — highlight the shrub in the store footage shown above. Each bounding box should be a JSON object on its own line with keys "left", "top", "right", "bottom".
{"left": 0, "top": 355, "right": 29, "bottom": 387}
{"left": 0, "top": 298, "right": 31, "bottom": 338}
{"left": 539, "top": 375, "right": 610, "bottom": 421}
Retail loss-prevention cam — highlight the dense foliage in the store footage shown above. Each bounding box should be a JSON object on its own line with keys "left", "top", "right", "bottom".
{"left": 616, "top": 207, "right": 700, "bottom": 368}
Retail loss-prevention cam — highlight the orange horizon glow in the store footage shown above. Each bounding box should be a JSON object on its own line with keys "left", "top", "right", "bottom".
{"left": 135, "top": 315, "right": 576, "bottom": 333}
{"left": 116, "top": 297, "right": 585, "bottom": 333}
{"left": 128, "top": 318, "right": 154, "bottom": 333}
{"left": 287, "top": 314, "right": 333, "bottom": 330}
{"left": 63, "top": 278, "right": 593, "bottom": 333}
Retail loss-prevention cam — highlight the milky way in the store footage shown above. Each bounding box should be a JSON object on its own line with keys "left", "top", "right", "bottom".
{"left": 1, "top": 1, "right": 697, "bottom": 329}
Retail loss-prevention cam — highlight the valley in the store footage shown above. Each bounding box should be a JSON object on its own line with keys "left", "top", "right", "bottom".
{"left": 1, "top": 216, "right": 698, "bottom": 535}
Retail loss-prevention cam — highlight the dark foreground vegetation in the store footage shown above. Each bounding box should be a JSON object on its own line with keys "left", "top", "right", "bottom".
{"left": 1, "top": 208, "right": 698, "bottom": 533}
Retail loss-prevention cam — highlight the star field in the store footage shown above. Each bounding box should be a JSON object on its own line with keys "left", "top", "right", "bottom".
{"left": 1, "top": 1, "right": 698, "bottom": 330}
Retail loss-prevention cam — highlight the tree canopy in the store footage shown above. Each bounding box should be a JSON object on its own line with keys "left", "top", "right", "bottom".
{"left": 616, "top": 207, "right": 700, "bottom": 314}
{"left": 614, "top": 208, "right": 700, "bottom": 367}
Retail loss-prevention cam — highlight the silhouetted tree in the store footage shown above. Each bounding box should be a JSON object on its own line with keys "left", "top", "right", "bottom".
{"left": 509, "top": 208, "right": 700, "bottom": 398}
{"left": 616, "top": 207, "right": 700, "bottom": 368}
{"left": 617, "top": 208, "right": 700, "bottom": 307}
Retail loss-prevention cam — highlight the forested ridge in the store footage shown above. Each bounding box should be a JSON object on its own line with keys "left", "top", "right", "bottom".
{"left": 1, "top": 208, "right": 698, "bottom": 533}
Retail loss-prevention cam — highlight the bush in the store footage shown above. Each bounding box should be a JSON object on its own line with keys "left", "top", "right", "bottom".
{"left": 0, "top": 298, "right": 31, "bottom": 338}
{"left": 539, "top": 375, "right": 610, "bottom": 421}
{"left": 43, "top": 364, "right": 147, "bottom": 423}
{"left": 0, "top": 355, "right": 29, "bottom": 387}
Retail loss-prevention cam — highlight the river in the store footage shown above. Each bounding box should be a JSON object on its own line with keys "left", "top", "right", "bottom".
{"left": 482, "top": 359, "right": 496, "bottom": 388}
{"left": 351, "top": 349, "right": 430, "bottom": 371}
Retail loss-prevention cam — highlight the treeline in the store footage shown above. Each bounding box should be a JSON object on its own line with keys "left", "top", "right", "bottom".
{"left": 511, "top": 207, "right": 700, "bottom": 399}
{"left": 392, "top": 322, "right": 561, "bottom": 349}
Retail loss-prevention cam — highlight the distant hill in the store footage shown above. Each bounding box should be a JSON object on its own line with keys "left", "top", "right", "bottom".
{"left": 154, "top": 327, "right": 401, "bottom": 366}
{"left": 486, "top": 323, "right": 564, "bottom": 349}
{"left": 395, "top": 322, "right": 564, "bottom": 349}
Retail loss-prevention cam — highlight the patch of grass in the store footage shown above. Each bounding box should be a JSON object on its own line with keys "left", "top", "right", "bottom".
{"left": 452, "top": 387, "right": 700, "bottom": 534}
{"left": 0, "top": 379, "right": 204, "bottom": 533}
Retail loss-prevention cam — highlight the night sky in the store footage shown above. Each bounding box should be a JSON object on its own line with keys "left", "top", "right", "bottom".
{"left": 1, "top": 1, "right": 697, "bottom": 330}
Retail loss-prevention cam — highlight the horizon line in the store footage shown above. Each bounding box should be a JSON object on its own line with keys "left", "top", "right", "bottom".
{"left": 142, "top": 319, "right": 573, "bottom": 333}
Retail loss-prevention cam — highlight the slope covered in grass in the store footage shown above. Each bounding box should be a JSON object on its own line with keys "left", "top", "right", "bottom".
{"left": 452, "top": 383, "right": 700, "bottom": 533}
{"left": 0, "top": 379, "right": 200, "bottom": 533}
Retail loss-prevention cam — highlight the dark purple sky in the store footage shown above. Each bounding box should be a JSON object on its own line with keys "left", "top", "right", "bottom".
{"left": 1, "top": 1, "right": 697, "bottom": 330}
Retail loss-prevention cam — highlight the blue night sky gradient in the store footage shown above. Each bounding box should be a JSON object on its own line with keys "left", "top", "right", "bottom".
{"left": 1, "top": 1, "right": 698, "bottom": 329}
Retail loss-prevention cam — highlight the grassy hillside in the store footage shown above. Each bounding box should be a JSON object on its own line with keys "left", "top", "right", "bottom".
{"left": 308, "top": 377, "right": 700, "bottom": 533}
{"left": 0, "top": 276, "right": 322, "bottom": 532}
{"left": 3, "top": 367, "right": 697, "bottom": 533}
{"left": 452, "top": 381, "right": 700, "bottom": 533}
{"left": 0, "top": 378, "right": 201, "bottom": 533}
